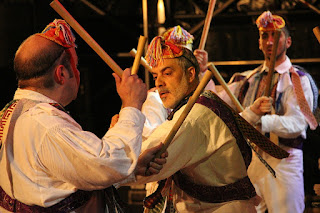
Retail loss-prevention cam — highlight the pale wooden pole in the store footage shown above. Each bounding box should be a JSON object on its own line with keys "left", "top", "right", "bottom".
{"left": 50, "top": 0, "right": 123, "bottom": 77}
{"left": 131, "top": 36, "right": 147, "bottom": 75}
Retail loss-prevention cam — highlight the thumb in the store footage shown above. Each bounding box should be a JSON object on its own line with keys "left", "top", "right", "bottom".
{"left": 112, "top": 73, "right": 121, "bottom": 88}
{"left": 149, "top": 143, "right": 165, "bottom": 156}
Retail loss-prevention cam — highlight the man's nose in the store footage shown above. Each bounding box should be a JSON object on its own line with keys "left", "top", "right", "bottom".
{"left": 267, "top": 35, "right": 274, "bottom": 45}
{"left": 155, "top": 75, "right": 164, "bottom": 88}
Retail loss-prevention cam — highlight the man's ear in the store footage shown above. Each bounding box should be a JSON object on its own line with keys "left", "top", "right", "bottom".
{"left": 258, "top": 38, "right": 262, "bottom": 50}
{"left": 54, "top": 65, "right": 65, "bottom": 85}
{"left": 187, "top": 66, "right": 196, "bottom": 83}
{"left": 286, "top": 36, "right": 292, "bottom": 49}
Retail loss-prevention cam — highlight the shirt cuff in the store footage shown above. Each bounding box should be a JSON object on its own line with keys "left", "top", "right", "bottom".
{"left": 119, "top": 107, "right": 146, "bottom": 126}
{"left": 114, "top": 173, "right": 137, "bottom": 188}
{"left": 240, "top": 107, "right": 261, "bottom": 125}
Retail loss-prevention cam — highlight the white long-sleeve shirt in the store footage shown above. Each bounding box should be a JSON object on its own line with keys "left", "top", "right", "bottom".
{"left": 130, "top": 94, "right": 257, "bottom": 212}
{"left": 0, "top": 89, "right": 145, "bottom": 208}
{"left": 217, "top": 56, "right": 313, "bottom": 139}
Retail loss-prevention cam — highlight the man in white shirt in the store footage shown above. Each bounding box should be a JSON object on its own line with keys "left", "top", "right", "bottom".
{"left": 216, "top": 11, "right": 318, "bottom": 213}
{"left": 125, "top": 32, "right": 288, "bottom": 212}
{"left": 0, "top": 19, "right": 167, "bottom": 213}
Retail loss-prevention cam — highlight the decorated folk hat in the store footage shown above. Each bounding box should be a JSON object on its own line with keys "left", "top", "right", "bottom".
{"left": 256, "top": 11, "right": 285, "bottom": 31}
{"left": 146, "top": 25, "right": 194, "bottom": 67}
{"left": 162, "top": 25, "right": 194, "bottom": 50}
{"left": 145, "top": 36, "right": 183, "bottom": 67}
{"left": 36, "top": 19, "right": 76, "bottom": 48}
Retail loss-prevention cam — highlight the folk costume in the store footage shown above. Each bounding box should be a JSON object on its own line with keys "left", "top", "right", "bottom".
{"left": 217, "top": 11, "right": 318, "bottom": 213}
{"left": 0, "top": 20, "right": 145, "bottom": 212}
{"left": 130, "top": 34, "right": 288, "bottom": 213}
{"left": 142, "top": 26, "right": 215, "bottom": 140}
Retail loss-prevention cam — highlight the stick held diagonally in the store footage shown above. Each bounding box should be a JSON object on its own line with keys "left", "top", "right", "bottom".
{"left": 50, "top": 0, "right": 123, "bottom": 77}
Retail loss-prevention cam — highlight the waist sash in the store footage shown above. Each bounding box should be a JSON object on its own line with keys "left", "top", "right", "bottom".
{"left": 0, "top": 186, "right": 92, "bottom": 213}
{"left": 173, "top": 172, "right": 256, "bottom": 203}
{"left": 171, "top": 93, "right": 256, "bottom": 203}
{"left": 279, "top": 136, "right": 305, "bottom": 150}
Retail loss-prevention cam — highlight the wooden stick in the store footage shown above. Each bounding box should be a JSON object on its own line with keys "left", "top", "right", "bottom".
{"left": 154, "top": 0, "right": 217, "bottom": 158}
{"left": 189, "top": 0, "right": 236, "bottom": 35}
{"left": 198, "top": 0, "right": 217, "bottom": 50}
{"left": 198, "top": 0, "right": 243, "bottom": 113}
{"left": 313, "top": 26, "right": 320, "bottom": 44}
{"left": 264, "top": 29, "right": 281, "bottom": 97}
{"left": 50, "top": 0, "right": 123, "bottom": 77}
{"left": 154, "top": 70, "right": 214, "bottom": 158}
{"left": 131, "top": 36, "right": 147, "bottom": 75}
{"left": 208, "top": 63, "right": 244, "bottom": 113}
{"left": 297, "top": 0, "right": 320, "bottom": 15}
{"left": 142, "top": 0, "right": 150, "bottom": 89}
{"left": 129, "top": 49, "right": 152, "bottom": 73}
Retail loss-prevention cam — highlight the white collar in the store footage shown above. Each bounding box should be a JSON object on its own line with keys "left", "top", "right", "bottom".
{"left": 260, "top": 56, "right": 292, "bottom": 74}
{"left": 13, "top": 88, "right": 57, "bottom": 104}
{"left": 259, "top": 56, "right": 293, "bottom": 93}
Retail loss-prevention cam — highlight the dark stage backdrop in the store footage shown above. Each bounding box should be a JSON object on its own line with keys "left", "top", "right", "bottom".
{"left": 1, "top": 0, "right": 320, "bottom": 211}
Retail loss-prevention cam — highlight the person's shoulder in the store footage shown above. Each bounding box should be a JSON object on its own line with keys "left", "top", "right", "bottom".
{"left": 194, "top": 91, "right": 231, "bottom": 118}
{"left": 229, "top": 65, "right": 262, "bottom": 83}
{"left": 22, "top": 102, "right": 79, "bottom": 129}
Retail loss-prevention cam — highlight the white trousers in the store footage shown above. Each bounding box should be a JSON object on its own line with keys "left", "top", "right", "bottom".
{"left": 248, "top": 146, "right": 305, "bottom": 213}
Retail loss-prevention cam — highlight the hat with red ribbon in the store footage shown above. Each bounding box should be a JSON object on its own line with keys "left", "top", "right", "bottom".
{"left": 36, "top": 19, "right": 76, "bottom": 48}
{"left": 162, "top": 25, "right": 194, "bottom": 50}
{"left": 256, "top": 11, "right": 285, "bottom": 31}
{"left": 145, "top": 36, "right": 184, "bottom": 68}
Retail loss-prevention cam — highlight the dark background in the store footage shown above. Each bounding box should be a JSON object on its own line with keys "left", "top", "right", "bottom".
{"left": 1, "top": 0, "right": 320, "bottom": 211}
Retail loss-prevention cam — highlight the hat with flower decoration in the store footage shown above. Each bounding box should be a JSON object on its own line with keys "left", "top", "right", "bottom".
{"left": 256, "top": 11, "right": 285, "bottom": 31}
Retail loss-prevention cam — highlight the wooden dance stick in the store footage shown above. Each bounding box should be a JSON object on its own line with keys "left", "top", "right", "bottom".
{"left": 154, "top": 69, "right": 214, "bottom": 159}
{"left": 131, "top": 36, "right": 147, "bottom": 75}
{"left": 154, "top": 1, "right": 217, "bottom": 158}
{"left": 198, "top": 0, "right": 217, "bottom": 50}
{"left": 208, "top": 63, "right": 244, "bottom": 113}
{"left": 129, "top": 49, "right": 152, "bottom": 73}
{"left": 297, "top": 0, "right": 320, "bottom": 15}
{"left": 313, "top": 26, "right": 320, "bottom": 44}
{"left": 199, "top": 0, "right": 244, "bottom": 113}
{"left": 264, "top": 29, "right": 281, "bottom": 97}
{"left": 50, "top": 0, "right": 123, "bottom": 77}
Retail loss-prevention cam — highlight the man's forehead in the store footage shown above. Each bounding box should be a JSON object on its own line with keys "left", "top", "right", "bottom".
{"left": 151, "top": 58, "right": 179, "bottom": 71}
{"left": 259, "top": 30, "right": 284, "bottom": 36}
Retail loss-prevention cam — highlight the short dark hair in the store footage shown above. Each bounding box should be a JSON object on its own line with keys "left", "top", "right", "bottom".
{"left": 177, "top": 48, "right": 200, "bottom": 78}
{"left": 282, "top": 25, "right": 290, "bottom": 38}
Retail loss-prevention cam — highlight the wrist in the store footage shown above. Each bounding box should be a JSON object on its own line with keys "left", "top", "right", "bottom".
{"left": 122, "top": 102, "right": 143, "bottom": 111}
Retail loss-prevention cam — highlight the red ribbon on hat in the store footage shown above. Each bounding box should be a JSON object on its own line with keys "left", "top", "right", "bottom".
{"left": 37, "top": 19, "right": 76, "bottom": 48}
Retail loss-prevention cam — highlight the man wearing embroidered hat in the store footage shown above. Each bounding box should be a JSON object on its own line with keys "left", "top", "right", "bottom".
{"left": 213, "top": 11, "right": 318, "bottom": 213}
{"left": 137, "top": 26, "right": 217, "bottom": 213}
{"left": 141, "top": 25, "right": 215, "bottom": 140}
{"left": 0, "top": 19, "right": 168, "bottom": 212}
{"left": 120, "top": 27, "right": 292, "bottom": 212}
